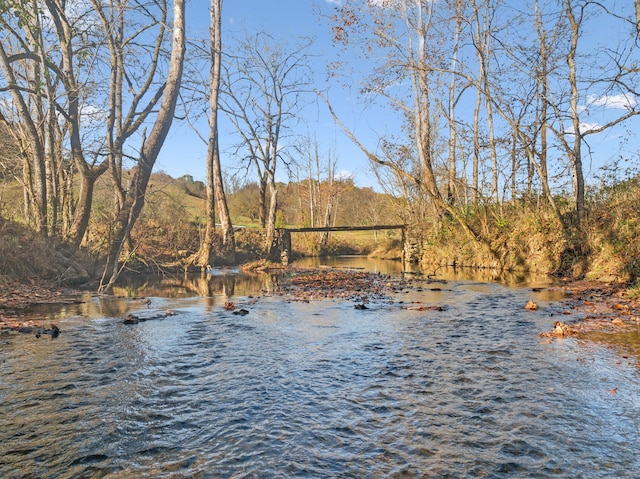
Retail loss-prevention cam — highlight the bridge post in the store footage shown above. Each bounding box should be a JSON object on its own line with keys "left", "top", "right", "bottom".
{"left": 281, "top": 230, "right": 292, "bottom": 264}
{"left": 273, "top": 229, "right": 292, "bottom": 264}
{"left": 401, "top": 227, "right": 406, "bottom": 272}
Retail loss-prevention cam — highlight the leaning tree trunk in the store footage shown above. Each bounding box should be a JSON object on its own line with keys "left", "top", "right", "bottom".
{"left": 100, "top": 0, "right": 186, "bottom": 293}
{"left": 66, "top": 165, "right": 108, "bottom": 248}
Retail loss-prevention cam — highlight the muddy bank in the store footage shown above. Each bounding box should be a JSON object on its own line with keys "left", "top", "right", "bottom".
{"left": 0, "top": 278, "right": 84, "bottom": 311}
{"left": 542, "top": 280, "right": 640, "bottom": 335}
{"left": 0, "top": 277, "right": 85, "bottom": 336}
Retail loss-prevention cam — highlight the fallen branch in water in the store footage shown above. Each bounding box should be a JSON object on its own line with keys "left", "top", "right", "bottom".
{"left": 123, "top": 310, "right": 178, "bottom": 324}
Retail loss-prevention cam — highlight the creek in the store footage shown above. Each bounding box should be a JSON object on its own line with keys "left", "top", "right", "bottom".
{"left": 1, "top": 258, "right": 639, "bottom": 478}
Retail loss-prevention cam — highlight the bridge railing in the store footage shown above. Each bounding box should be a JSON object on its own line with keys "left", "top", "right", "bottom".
{"left": 272, "top": 224, "right": 407, "bottom": 266}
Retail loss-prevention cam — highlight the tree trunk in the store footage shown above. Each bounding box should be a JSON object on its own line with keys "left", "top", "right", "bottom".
{"left": 65, "top": 166, "right": 108, "bottom": 248}
{"left": 210, "top": 0, "right": 236, "bottom": 262}
{"left": 264, "top": 180, "right": 278, "bottom": 254}
{"left": 0, "top": 42, "right": 48, "bottom": 235}
{"left": 257, "top": 171, "right": 268, "bottom": 229}
{"left": 565, "top": 0, "right": 585, "bottom": 226}
{"left": 535, "top": 0, "right": 553, "bottom": 207}
{"left": 196, "top": 0, "right": 235, "bottom": 268}
{"left": 447, "top": 5, "right": 463, "bottom": 203}
{"left": 472, "top": 0, "right": 499, "bottom": 204}
{"left": 100, "top": 0, "right": 186, "bottom": 292}
{"left": 46, "top": 0, "right": 109, "bottom": 247}
{"left": 472, "top": 84, "right": 481, "bottom": 204}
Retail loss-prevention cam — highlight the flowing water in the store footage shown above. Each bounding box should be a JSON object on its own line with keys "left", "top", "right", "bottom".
{"left": 1, "top": 259, "right": 640, "bottom": 478}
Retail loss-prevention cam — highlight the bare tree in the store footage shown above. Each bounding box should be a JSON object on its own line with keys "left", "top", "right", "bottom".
{"left": 470, "top": 0, "right": 501, "bottom": 205}
{"left": 44, "top": 0, "right": 110, "bottom": 246}
{"left": 563, "top": 0, "right": 587, "bottom": 225}
{"left": 297, "top": 134, "right": 342, "bottom": 245}
{"left": 445, "top": 0, "right": 467, "bottom": 203}
{"left": 220, "top": 32, "right": 314, "bottom": 254}
{"left": 328, "top": 1, "right": 483, "bottom": 243}
{"left": 490, "top": 0, "right": 565, "bottom": 224}
{"left": 546, "top": 0, "right": 640, "bottom": 229}
{"left": 328, "top": 0, "right": 640, "bottom": 243}
{"left": 0, "top": 1, "right": 58, "bottom": 235}
{"left": 99, "top": 0, "right": 186, "bottom": 292}
{"left": 192, "top": 0, "right": 235, "bottom": 268}
{"left": 0, "top": 0, "right": 111, "bottom": 243}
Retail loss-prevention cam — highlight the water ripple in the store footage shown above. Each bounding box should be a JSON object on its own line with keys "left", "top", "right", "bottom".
{"left": 1, "top": 282, "right": 640, "bottom": 477}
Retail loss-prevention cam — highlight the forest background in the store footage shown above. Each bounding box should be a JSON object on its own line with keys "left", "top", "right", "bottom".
{"left": 1, "top": 0, "right": 640, "bottom": 294}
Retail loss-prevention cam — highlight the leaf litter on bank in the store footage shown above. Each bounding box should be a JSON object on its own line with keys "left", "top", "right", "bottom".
{"left": 268, "top": 267, "right": 446, "bottom": 310}
{"left": 0, "top": 277, "right": 84, "bottom": 336}
{"left": 540, "top": 280, "right": 640, "bottom": 340}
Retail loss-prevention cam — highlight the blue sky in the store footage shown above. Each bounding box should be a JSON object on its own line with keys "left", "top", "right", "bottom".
{"left": 156, "top": 0, "right": 382, "bottom": 189}
{"left": 154, "top": 0, "right": 640, "bottom": 192}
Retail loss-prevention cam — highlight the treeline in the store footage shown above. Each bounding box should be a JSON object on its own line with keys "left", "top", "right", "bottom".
{"left": 320, "top": 0, "right": 640, "bottom": 282}
{"left": 117, "top": 173, "right": 403, "bottom": 263}
{"left": 163, "top": 173, "right": 402, "bottom": 228}
{"left": 230, "top": 179, "right": 401, "bottom": 229}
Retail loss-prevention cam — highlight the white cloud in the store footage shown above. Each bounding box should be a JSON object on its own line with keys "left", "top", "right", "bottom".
{"left": 587, "top": 93, "right": 637, "bottom": 110}
{"left": 369, "top": 0, "right": 428, "bottom": 8}
{"left": 325, "top": 0, "right": 342, "bottom": 5}
{"left": 370, "top": 0, "right": 399, "bottom": 7}
{"left": 566, "top": 122, "right": 601, "bottom": 135}
{"left": 78, "top": 104, "right": 108, "bottom": 127}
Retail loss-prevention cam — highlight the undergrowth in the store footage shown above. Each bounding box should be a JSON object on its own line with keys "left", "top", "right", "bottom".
{"left": 0, "top": 217, "right": 52, "bottom": 279}
{"left": 416, "top": 176, "right": 640, "bottom": 284}
{"left": 2, "top": 173, "right": 639, "bottom": 289}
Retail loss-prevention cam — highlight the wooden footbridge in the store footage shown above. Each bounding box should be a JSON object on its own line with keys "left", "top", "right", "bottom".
{"left": 273, "top": 224, "right": 407, "bottom": 265}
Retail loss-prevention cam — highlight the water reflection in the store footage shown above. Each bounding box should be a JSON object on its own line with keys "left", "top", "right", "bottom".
{"left": 581, "top": 329, "right": 640, "bottom": 362}
{"left": 111, "top": 257, "right": 556, "bottom": 301}
{"left": 15, "top": 258, "right": 563, "bottom": 323}
{"left": 293, "top": 256, "right": 556, "bottom": 288}
{"left": 113, "top": 269, "right": 278, "bottom": 299}
{"left": 293, "top": 255, "right": 412, "bottom": 275}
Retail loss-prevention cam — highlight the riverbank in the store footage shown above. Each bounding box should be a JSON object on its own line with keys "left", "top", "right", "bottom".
{"left": 0, "top": 277, "right": 84, "bottom": 311}
{"left": 0, "top": 277, "right": 85, "bottom": 335}
{"left": 543, "top": 279, "right": 640, "bottom": 335}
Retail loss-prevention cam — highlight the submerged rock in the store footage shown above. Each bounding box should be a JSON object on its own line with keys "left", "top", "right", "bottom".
{"left": 540, "top": 321, "right": 577, "bottom": 337}
{"left": 123, "top": 310, "right": 178, "bottom": 325}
